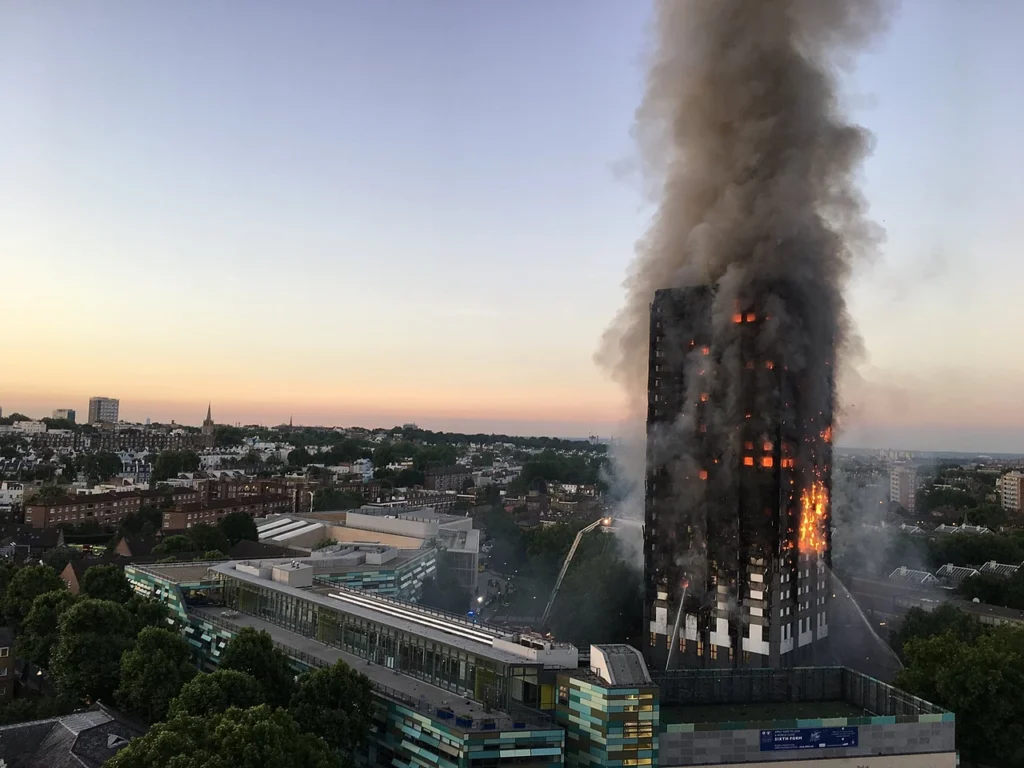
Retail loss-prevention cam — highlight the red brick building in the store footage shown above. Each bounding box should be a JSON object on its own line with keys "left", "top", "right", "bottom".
{"left": 24, "top": 488, "right": 201, "bottom": 529}
{"left": 424, "top": 466, "right": 472, "bottom": 492}
{"left": 162, "top": 494, "right": 289, "bottom": 530}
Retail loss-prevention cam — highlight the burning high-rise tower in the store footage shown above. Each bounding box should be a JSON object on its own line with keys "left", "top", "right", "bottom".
{"left": 596, "top": 0, "right": 886, "bottom": 670}
{"left": 643, "top": 285, "right": 834, "bottom": 670}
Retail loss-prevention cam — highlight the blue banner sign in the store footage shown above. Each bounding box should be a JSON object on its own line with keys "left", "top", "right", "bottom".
{"left": 759, "top": 726, "right": 859, "bottom": 752}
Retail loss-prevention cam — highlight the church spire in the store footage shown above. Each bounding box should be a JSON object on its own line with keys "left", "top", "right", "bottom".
{"left": 201, "top": 402, "right": 215, "bottom": 439}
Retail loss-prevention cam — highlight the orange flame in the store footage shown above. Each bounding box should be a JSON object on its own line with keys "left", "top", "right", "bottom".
{"left": 798, "top": 480, "right": 828, "bottom": 554}
{"left": 822, "top": 425, "right": 832, "bottom": 443}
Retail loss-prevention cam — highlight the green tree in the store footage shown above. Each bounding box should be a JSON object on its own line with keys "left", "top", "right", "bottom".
{"left": 894, "top": 603, "right": 985, "bottom": 659}
{"left": 472, "top": 451, "right": 495, "bottom": 467}
{"left": 289, "top": 660, "right": 373, "bottom": 754}
{"left": 125, "top": 594, "right": 171, "bottom": 636}
{"left": 288, "top": 447, "right": 313, "bottom": 467}
{"left": 213, "top": 425, "right": 245, "bottom": 447}
{"left": 0, "top": 694, "right": 78, "bottom": 725}
{"left": 186, "top": 524, "right": 230, "bottom": 554}
{"left": 0, "top": 561, "right": 17, "bottom": 599}
{"left": 76, "top": 452, "right": 123, "bottom": 483}
{"left": 896, "top": 625, "right": 1024, "bottom": 767}
{"left": 169, "top": 669, "right": 264, "bottom": 718}
{"left": 51, "top": 599, "right": 135, "bottom": 701}
{"left": 219, "top": 627, "right": 296, "bottom": 708}
{"left": 3, "top": 565, "right": 65, "bottom": 630}
{"left": 218, "top": 511, "right": 258, "bottom": 545}
{"left": 34, "top": 484, "right": 69, "bottom": 503}
{"left": 152, "top": 535, "right": 194, "bottom": 556}
{"left": 80, "top": 564, "right": 132, "bottom": 603}
{"left": 151, "top": 450, "right": 201, "bottom": 483}
{"left": 312, "top": 489, "right": 364, "bottom": 512}
{"left": 105, "top": 706, "right": 343, "bottom": 768}
{"left": 116, "top": 627, "right": 197, "bottom": 723}
{"left": 548, "top": 556, "right": 642, "bottom": 647}
{"left": 413, "top": 444, "right": 457, "bottom": 472}
{"left": 16, "top": 590, "right": 77, "bottom": 668}
{"left": 42, "top": 545, "right": 82, "bottom": 574}
{"left": 394, "top": 468, "right": 425, "bottom": 487}
{"left": 241, "top": 450, "right": 263, "bottom": 469}
{"left": 116, "top": 506, "right": 163, "bottom": 537}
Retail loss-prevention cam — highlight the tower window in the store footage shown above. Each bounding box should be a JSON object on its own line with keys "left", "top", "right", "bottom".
{"left": 761, "top": 457, "right": 774, "bottom": 468}
{"left": 743, "top": 457, "right": 754, "bottom": 467}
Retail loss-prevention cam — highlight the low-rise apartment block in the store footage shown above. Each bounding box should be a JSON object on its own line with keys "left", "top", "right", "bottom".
{"left": 162, "top": 494, "right": 290, "bottom": 530}
{"left": 24, "top": 488, "right": 201, "bottom": 529}
{"left": 424, "top": 465, "right": 472, "bottom": 492}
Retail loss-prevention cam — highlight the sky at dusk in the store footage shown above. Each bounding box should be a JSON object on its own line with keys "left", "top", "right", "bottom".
{"left": 2, "top": 1, "right": 1023, "bottom": 451}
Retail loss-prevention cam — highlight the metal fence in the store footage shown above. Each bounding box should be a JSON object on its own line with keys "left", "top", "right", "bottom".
{"left": 652, "top": 666, "right": 947, "bottom": 718}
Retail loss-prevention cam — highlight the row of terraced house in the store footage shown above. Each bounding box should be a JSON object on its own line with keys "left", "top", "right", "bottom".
{"left": 23, "top": 487, "right": 288, "bottom": 530}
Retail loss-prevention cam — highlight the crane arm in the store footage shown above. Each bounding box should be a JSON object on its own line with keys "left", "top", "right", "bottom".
{"left": 540, "top": 517, "right": 608, "bottom": 627}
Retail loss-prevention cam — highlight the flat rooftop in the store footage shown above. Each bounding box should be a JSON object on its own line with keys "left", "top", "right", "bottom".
{"left": 310, "top": 549, "right": 428, "bottom": 575}
{"left": 129, "top": 562, "right": 223, "bottom": 585}
{"left": 652, "top": 666, "right": 947, "bottom": 725}
{"left": 205, "top": 560, "right": 553, "bottom": 666}
{"left": 190, "top": 606, "right": 551, "bottom": 732}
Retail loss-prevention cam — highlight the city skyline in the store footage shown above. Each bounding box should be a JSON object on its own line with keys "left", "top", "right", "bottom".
{"left": 4, "top": 1, "right": 1024, "bottom": 451}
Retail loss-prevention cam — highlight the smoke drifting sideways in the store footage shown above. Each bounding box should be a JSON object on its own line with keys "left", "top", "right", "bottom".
{"left": 599, "top": 1, "right": 893, "bottom": 548}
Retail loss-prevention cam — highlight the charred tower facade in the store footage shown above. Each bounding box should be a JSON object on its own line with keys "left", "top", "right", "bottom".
{"left": 643, "top": 286, "right": 834, "bottom": 670}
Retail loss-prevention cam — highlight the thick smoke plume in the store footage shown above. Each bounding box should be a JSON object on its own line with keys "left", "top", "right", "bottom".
{"left": 600, "top": 0, "right": 889, "bottom": 490}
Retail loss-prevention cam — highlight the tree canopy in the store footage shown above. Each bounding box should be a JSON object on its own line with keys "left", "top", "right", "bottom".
{"left": 51, "top": 598, "right": 135, "bottom": 702}
{"left": 896, "top": 623, "right": 1024, "bottom": 767}
{"left": 3, "top": 564, "right": 65, "bottom": 630}
{"left": 289, "top": 660, "right": 373, "bottom": 754}
{"left": 169, "top": 669, "right": 264, "bottom": 719}
{"left": 312, "top": 489, "right": 364, "bottom": 512}
{"left": 151, "top": 535, "right": 193, "bottom": 557}
{"left": 219, "top": 511, "right": 258, "bottom": 545}
{"left": 75, "top": 452, "right": 123, "bottom": 483}
{"left": 116, "top": 627, "right": 197, "bottom": 723}
{"left": 16, "top": 589, "right": 77, "bottom": 668}
{"left": 186, "top": 524, "right": 230, "bottom": 555}
{"left": 81, "top": 565, "right": 133, "bottom": 603}
{"left": 150, "top": 450, "right": 201, "bottom": 483}
{"left": 219, "top": 627, "right": 296, "bottom": 708}
{"left": 106, "top": 705, "right": 343, "bottom": 768}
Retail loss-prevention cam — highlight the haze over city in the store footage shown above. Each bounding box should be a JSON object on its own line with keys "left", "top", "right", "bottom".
{"left": 3, "top": 0, "right": 1023, "bottom": 451}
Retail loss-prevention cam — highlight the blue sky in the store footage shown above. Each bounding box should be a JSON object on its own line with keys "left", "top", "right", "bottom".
{"left": 1, "top": 1, "right": 1022, "bottom": 450}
